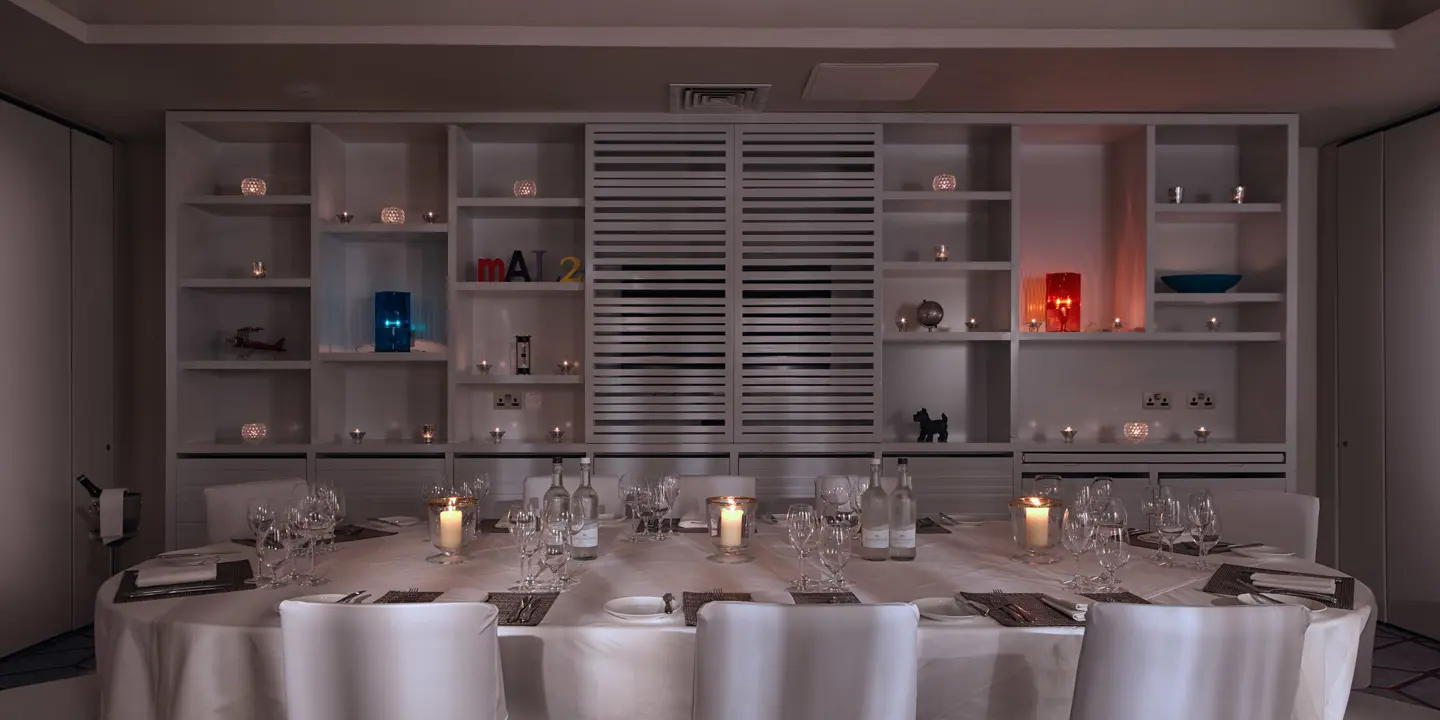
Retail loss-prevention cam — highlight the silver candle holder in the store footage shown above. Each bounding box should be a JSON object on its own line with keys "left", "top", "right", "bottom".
{"left": 1194, "top": 426, "right": 1212, "bottom": 444}
{"left": 420, "top": 424, "right": 436, "bottom": 444}
{"left": 1026, "top": 318, "right": 1043, "bottom": 332}
{"left": 349, "top": 428, "right": 366, "bottom": 444}
{"left": 1112, "top": 317, "right": 1124, "bottom": 331}
{"left": 476, "top": 360, "right": 492, "bottom": 375}
{"left": 896, "top": 317, "right": 908, "bottom": 332}
{"left": 336, "top": 211, "right": 354, "bottom": 224}
{"left": 549, "top": 427, "right": 565, "bottom": 443}
{"left": 965, "top": 317, "right": 979, "bottom": 331}
{"left": 422, "top": 211, "right": 440, "bottom": 223}
{"left": 489, "top": 428, "right": 506, "bottom": 444}
{"left": 1167, "top": 187, "right": 1184, "bottom": 204}
{"left": 251, "top": 261, "right": 267, "bottom": 279}
{"left": 1061, "top": 426, "right": 1077, "bottom": 444}
{"left": 1231, "top": 186, "right": 1246, "bottom": 204}
{"left": 1206, "top": 317, "right": 1220, "bottom": 332}
{"left": 934, "top": 244, "right": 950, "bottom": 262}
{"left": 557, "top": 360, "right": 577, "bottom": 375}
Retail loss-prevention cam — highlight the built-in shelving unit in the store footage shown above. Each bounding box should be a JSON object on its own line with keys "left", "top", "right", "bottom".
{"left": 165, "top": 111, "right": 1298, "bottom": 548}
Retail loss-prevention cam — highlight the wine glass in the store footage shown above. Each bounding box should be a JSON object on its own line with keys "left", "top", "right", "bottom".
{"left": 1156, "top": 497, "right": 1187, "bottom": 567}
{"left": 818, "top": 524, "right": 852, "bottom": 590}
{"left": 845, "top": 475, "right": 867, "bottom": 537}
{"left": 244, "top": 498, "right": 276, "bottom": 584}
{"left": 1094, "top": 527, "right": 1131, "bottom": 591}
{"left": 1033, "top": 474, "right": 1063, "bottom": 499}
{"left": 635, "top": 482, "right": 659, "bottom": 540}
{"left": 1060, "top": 508, "right": 1095, "bottom": 589}
{"left": 651, "top": 477, "right": 678, "bottom": 540}
{"left": 1095, "top": 497, "right": 1127, "bottom": 534}
{"left": 1089, "top": 478, "right": 1114, "bottom": 512}
{"left": 621, "top": 479, "right": 647, "bottom": 543}
{"left": 254, "top": 523, "right": 289, "bottom": 588}
{"left": 540, "top": 514, "right": 572, "bottom": 591}
{"left": 1187, "top": 491, "right": 1216, "bottom": 527}
{"left": 1191, "top": 513, "right": 1223, "bottom": 571}
{"left": 1140, "top": 485, "right": 1174, "bottom": 562}
{"left": 509, "top": 508, "right": 540, "bottom": 591}
{"left": 786, "top": 504, "right": 820, "bottom": 591}
{"left": 818, "top": 478, "right": 852, "bottom": 526}
{"left": 290, "top": 494, "right": 333, "bottom": 586}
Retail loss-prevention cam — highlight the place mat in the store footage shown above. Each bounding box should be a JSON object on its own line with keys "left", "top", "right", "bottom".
{"left": 1080, "top": 591, "right": 1152, "bottom": 605}
{"left": 1202, "top": 563, "right": 1355, "bottom": 610}
{"left": 232, "top": 524, "right": 394, "bottom": 547}
{"left": 683, "top": 591, "right": 753, "bottom": 626}
{"left": 372, "top": 590, "right": 445, "bottom": 604}
{"left": 486, "top": 592, "right": 560, "bottom": 626}
{"left": 959, "top": 592, "right": 1085, "bottom": 628}
{"left": 113, "top": 560, "right": 254, "bottom": 604}
{"left": 917, "top": 517, "right": 952, "bottom": 534}
{"left": 790, "top": 591, "right": 861, "bottom": 605}
{"left": 1126, "top": 529, "right": 1239, "bottom": 557}
{"left": 479, "top": 518, "right": 507, "bottom": 534}
{"left": 635, "top": 519, "right": 709, "bottom": 534}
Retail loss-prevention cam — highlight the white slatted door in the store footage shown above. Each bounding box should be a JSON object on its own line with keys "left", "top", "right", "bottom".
{"left": 736, "top": 125, "right": 881, "bottom": 443}
{"left": 586, "top": 126, "right": 734, "bottom": 444}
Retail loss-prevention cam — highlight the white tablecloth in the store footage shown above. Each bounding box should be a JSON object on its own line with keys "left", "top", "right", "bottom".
{"left": 96, "top": 523, "right": 1373, "bottom": 720}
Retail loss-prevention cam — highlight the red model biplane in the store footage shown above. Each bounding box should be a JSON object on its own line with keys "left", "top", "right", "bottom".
{"left": 226, "top": 326, "right": 286, "bottom": 358}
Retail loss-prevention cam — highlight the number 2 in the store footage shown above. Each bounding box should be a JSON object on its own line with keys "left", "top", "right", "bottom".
{"left": 560, "top": 256, "right": 583, "bottom": 282}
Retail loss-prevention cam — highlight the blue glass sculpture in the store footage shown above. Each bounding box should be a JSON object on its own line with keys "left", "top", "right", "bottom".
{"left": 374, "top": 291, "right": 412, "bottom": 352}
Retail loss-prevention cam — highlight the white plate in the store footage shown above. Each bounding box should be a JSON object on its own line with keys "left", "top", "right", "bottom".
{"left": 374, "top": 516, "right": 420, "bottom": 527}
{"left": 604, "top": 596, "right": 671, "bottom": 621}
{"left": 157, "top": 554, "right": 219, "bottom": 566}
{"left": 1232, "top": 545, "right": 1295, "bottom": 559}
{"left": 1238, "top": 592, "right": 1326, "bottom": 613}
{"left": 945, "top": 514, "right": 986, "bottom": 527}
{"left": 912, "top": 597, "right": 984, "bottom": 623}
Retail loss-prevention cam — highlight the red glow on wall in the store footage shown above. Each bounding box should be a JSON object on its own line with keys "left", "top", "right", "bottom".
{"left": 1045, "top": 273, "right": 1081, "bottom": 332}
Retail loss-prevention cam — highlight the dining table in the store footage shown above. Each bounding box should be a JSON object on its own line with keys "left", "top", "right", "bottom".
{"left": 95, "top": 519, "right": 1374, "bottom": 720}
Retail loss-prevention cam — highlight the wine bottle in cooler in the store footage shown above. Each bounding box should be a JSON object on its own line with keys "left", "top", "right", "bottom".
{"left": 859, "top": 458, "right": 889, "bottom": 561}
{"left": 889, "top": 458, "right": 917, "bottom": 561}
{"left": 571, "top": 457, "right": 600, "bottom": 560}
{"left": 542, "top": 457, "right": 570, "bottom": 521}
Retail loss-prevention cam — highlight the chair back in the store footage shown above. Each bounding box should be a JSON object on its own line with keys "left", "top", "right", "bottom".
{"left": 1209, "top": 489, "right": 1320, "bottom": 561}
{"left": 693, "top": 601, "right": 918, "bottom": 720}
{"left": 522, "top": 475, "right": 624, "bottom": 518}
{"left": 677, "top": 476, "right": 757, "bottom": 520}
{"left": 1069, "top": 603, "right": 1310, "bottom": 720}
{"left": 202, "top": 477, "right": 307, "bottom": 544}
{"left": 279, "top": 598, "right": 506, "bottom": 720}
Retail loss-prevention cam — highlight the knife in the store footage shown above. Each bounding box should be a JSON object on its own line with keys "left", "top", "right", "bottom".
{"left": 1236, "top": 579, "right": 1334, "bottom": 603}
{"left": 937, "top": 512, "right": 958, "bottom": 526}
{"left": 128, "top": 583, "right": 231, "bottom": 598}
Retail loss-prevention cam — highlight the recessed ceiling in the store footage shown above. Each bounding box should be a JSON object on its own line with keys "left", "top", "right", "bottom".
{"left": 803, "top": 64, "right": 939, "bottom": 102}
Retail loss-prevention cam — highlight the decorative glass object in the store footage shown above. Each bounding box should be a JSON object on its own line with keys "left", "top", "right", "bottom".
{"left": 240, "top": 178, "right": 267, "bottom": 196}
{"left": 896, "top": 317, "right": 908, "bottom": 332}
{"left": 965, "top": 317, "right": 979, "bottom": 331}
{"left": 1061, "top": 426, "right": 1077, "bottom": 443}
{"left": 420, "top": 424, "right": 436, "bottom": 444}
{"left": 934, "top": 244, "right": 949, "bottom": 262}
{"left": 1009, "top": 496, "right": 1063, "bottom": 564}
{"left": 1112, "top": 317, "right": 1124, "bottom": 331}
{"left": 251, "top": 261, "right": 267, "bottom": 279}
{"left": 915, "top": 299, "right": 944, "bottom": 332}
{"left": 706, "top": 496, "right": 758, "bottom": 564}
{"left": 422, "top": 211, "right": 440, "bottom": 223}
{"left": 380, "top": 207, "right": 405, "bottom": 224}
{"left": 489, "top": 428, "right": 506, "bottom": 443}
{"left": 476, "top": 360, "right": 491, "bottom": 374}
{"left": 425, "top": 489, "right": 478, "bottom": 564}
{"left": 558, "top": 360, "right": 576, "bottom": 375}
{"left": 349, "top": 429, "right": 366, "bottom": 444}
{"left": 336, "top": 212, "right": 354, "bottom": 224}
{"left": 513, "top": 180, "right": 538, "bottom": 198}
{"left": 1167, "top": 186, "right": 1184, "bottom": 204}
{"left": 1045, "top": 272, "right": 1081, "bottom": 332}
{"left": 1231, "top": 186, "right": 1246, "bottom": 204}
{"left": 1194, "top": 426, "right": 1211, "bottom": 444}
{"left": 549, "top": 427, "right": 565, "bottom": 443}
{"left": 1206, "top": 317, "right": 1220, "bottom": 332}
{"left": 241, "top": 423, "right": 267, "bottom": 444}
{"left": 1123, "top": 422, "right": 1150, "bottom": 443}
{"left": 932, "top": 173, "right": 957, "bottom": 192}
{"left": 374, "top": 291, "right": 412, "bottom": 352}
{"left": 1026, "top": 318, "right": 1043, "bottom": 332}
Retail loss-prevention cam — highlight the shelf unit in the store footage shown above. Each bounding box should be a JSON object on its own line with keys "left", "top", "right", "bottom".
{"left": 166, "top": 111, "right": 1297, "bottom": 547}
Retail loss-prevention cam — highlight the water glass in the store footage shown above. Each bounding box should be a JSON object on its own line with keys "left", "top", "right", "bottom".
{"left": 244, "top": 499, "right": 276, "bottom": 585}
{"left": 254, "top": 523, "right": 289, "bottom": 588}
{"left": 509, "top": 508, "right": 541, "bottom": 591}
{"left": 818, "top": 478, "right": 852, "bottom": 526}
{"left": 290, "top": 495, "right": 334, "bottom": 586}
{"left": 1140, "top": 485, "right": 1174, "bottom": 561}
{"left": 818, "top": 524, "right": 852, "bottom": 590}
{"left": 1191, "top": 514, "right": 1223, "bottom": 571}
{"left": 1060, "top": 508, "right": 1095, "bottom": 590}
{"left": 1156, "top": 497, "right": 1187, "bottom": 567}
{"left": 622, "top": 481, "right": 647, "bottom": 543}
{"left": 786, "top": 504, "right": 820, "bottom": 591}
{"left": 1094, "top": 527, "right": 1131, "bottom": 591}
{"left": 539, "top": 516, "right": 572, "bottom": 591}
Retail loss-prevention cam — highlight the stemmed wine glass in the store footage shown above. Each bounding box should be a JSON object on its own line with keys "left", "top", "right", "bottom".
{"left": 1190, "top": 513, "right": 1223, "bottom": 571}
{"left": 621, "top": 479, "right": 648, "bottom": 543}
{"left": 845, "top": 476, "right": 867, "bottom": 538}
{"left": 818, "top": 524, "right": 852, "bottom": 590}
{"left": 289, "top": 493, "right": 334, "bottom": 586}
{"left": 254, "top": 523, "right": 291, "bottom": 588}
{"left": 786, "top": 504, "right": 820, "bottom": 591}
{"left": 818, "top": 478, "right": 852, "bottom": 527}
{"left": 1094, "top": 528, "right": 1132, "bottom": 591}
{"left": 244, "top": 498, "right": 276, "bottom": 585}
{"left": 1060, "top": 508, "right": 1095, "bottom": 590}
{"left": 509, "top": 508, "right": 541, "bottom": 591}
{"left": 652, "top": 476, "right": 678, "bottom": 540}
{"left": 1140, "top": 485, "right": 1174, "bottom": 562}
{"left": 1089, "top": 478, "right": 1114, "bottom": 512}
{"left": 1156, "top": 497, "right": 1187, "bottom": 567}
{"left": 539, "top": 513, "right": 572, "bottom": 591}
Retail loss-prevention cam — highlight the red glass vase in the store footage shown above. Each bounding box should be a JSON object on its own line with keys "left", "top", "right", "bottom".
{"left": 1045, "top": 273, "right": 1081, "bottom": 332}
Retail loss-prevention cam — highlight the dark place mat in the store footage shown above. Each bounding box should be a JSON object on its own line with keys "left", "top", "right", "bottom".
{"left": 959, "top": 592, "right": 1086, "bottom": 628}
{"left": 683, "top": 591, "right": 753, "bottom": 626}
{"left": 479, "top": 518, "right": 507, "bottom": 534}
{"left": 1080, "top": 591, "right": 1153, "bottom": 605}
{"left": 486, "top": 592, "right": 560, "bottom": 626}
{"left": 917, "top": 517, "right": 952, "bottom": 534}
{"left": 1202, "top": 563, "right": 1355, "bottom": 610}
{"left": 232, "top": 523, "right": 394, "bottom": 547}
{"left": 114, "top": 560, "right": 254, "bottom": 604}
{"left": 635, "top": 519, "right": 709, "bottom": 534}
{"left": 791, "top": 592, "right": 860, "bottom": 605}
{"left": 373, "top": 590, "right": 445, "bottom": 604}
{"left": 1126, "top": 528, "right": 1240, "bottom": 557}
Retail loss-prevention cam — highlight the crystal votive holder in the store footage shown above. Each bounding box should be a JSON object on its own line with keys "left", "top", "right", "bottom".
{"left": 1009, "top": 496, "right": 1064, "bottom": 564}
{"left": 425, "top": 495, "right": 478, "bottom": 564}
{"left": 706, "top": 496, "right": 758, "bottom": 564}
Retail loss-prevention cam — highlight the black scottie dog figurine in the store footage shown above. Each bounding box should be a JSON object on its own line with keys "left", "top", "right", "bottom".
{"left": 913, "top": 408, "right": 948, "bottom": 442}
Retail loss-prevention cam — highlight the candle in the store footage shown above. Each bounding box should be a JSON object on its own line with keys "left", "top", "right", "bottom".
{"left": 1023, "top": 498, "right": 1049, "bottom": 548}
{"left": 934, "top": 244, "right": 949, "bottom": 262}
{"left": 719, "top": 502, "right": 744, "bottom": 547}
{"left": 1113, "top": 317, "right": 1123, "bottom": 330}
{"left": 1206, "top": 317, "right": 1220, "bottom": 332}
{"left": 438, "top": 500, "right": 463, "bottom": 550}
{"left": 251, "top": 261, "right": 267, "bottom": 279}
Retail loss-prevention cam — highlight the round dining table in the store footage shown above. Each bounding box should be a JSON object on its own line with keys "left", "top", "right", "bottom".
{"left": 96, "top": 521, "right": 1373, "bottom": 720}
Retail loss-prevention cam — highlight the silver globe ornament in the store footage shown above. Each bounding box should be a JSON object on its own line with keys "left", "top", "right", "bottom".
{"left": 916, "top": 299, "right": 944, "bottom": 332}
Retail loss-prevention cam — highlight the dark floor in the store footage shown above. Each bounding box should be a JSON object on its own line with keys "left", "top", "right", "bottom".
{"left": 0, "top": 625, "right": 95, "bottom": 691}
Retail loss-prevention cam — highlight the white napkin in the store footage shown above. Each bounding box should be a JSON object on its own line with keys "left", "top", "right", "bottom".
{"left": 135, "top": 564, "right": 218, "bottom": 588}
{"left": 1041, "top": 594, "right": 1089, "bottom": 621}
{"left": 1140, "top": 532, "right": 1193, "bottom": 545}
{"left": 99, "top": 488, "right": 126, "bottom": 545}
{"left": 1251, "top": 573, "right": 1336, "bottom": 595}
{"left": 678, "top": 520, "right": 707, "bottom": 530}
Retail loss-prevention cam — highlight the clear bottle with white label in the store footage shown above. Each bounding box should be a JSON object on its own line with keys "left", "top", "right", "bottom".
{"left": 570, "top": 457, "right": 600, "bottom": 560}
{"left": 859, "top": 457, "right": 889, "bottom": 561}
{"left": 889, "top": 458, "right": 917, "bottom": 561}
{"left": 542, "top": 457, "right": 570, "bottom": 521}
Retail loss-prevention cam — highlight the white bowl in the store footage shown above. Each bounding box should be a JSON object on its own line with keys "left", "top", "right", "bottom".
{"left": 1232, "top": 545, "right": 1295, "bottom": 560}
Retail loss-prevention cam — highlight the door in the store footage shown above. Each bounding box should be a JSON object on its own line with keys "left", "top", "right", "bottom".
{"left": 0, "top": 99, "right": 74, "bottom": 655}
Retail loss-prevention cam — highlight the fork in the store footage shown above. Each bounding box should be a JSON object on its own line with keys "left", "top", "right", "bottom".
{"left": 990, "top": 589, "right": 1028, "bottom": 624}
{"left": 510, "top": 596, "right": 533, "bottom": 624}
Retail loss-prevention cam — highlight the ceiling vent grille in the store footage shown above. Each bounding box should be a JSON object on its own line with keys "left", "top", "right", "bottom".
{"left": 670, "top": 84, "right": 771, "bottom": 113}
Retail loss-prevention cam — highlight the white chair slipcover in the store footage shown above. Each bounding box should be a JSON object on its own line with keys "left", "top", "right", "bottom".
{"left": 279, "top": 598, "right": 507, "bottom": 720}
{"left": 678, "top": 475, "right": 756, "bottom": 520}
{"left": 522, "top": 474, "right": 623, "bottom": 517}
{"left": 202, "top": 477, "right": 306, "bottom": 544}
{"left": 1209, "top": 489, "right": 1321, "bottom": 561}
{"left": 692, "top": 601, "right": 919, "bottom": 720}
{"left": 1069, "top": 603, "right": 1311, "bottom": 720}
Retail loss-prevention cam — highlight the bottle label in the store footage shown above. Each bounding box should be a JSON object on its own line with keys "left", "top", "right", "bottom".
{"left": 574, "top": 522, "right": 598, "bottom": 548}
{"left": 891, "top": 526, "right": 917, "bottom": 548}
{"left": 863, "top": 526, "right": 889, "bottom": 548}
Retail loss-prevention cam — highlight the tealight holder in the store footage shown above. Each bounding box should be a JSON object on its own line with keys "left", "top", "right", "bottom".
{"left": 932, "top": 173, "right": 957, "bottom": 192}
{"left": 1009, "top": 496, "right": 1064, "bottom": 564}
{"left": 380, "top": 207, "right": 406, "bottom": 225}
{"left": 934, "top": 244, "right": 950, "bottom": 262}
{"left": 1231, "top": 186, "right": 1246, "bottom": 204}
{"left": 1112, "top": 318, "right": 1124, "bottom": 331}
{"left": 1061, "top": 426, "right": 1077, "bottom": 443}
{"left": 349, "top": 429, "right": 366, "bottom": 444}
{"left": 489, "top": 428, "right": 506, "bottom": 444}
{"left": 425, "top": 489, "right": 478, "bottom": 565}
{"left": 549, "top": 427, "right": 565, "bottom": 443}
{"left": 1123, "top": 422, "right": 1150, "bottom": 443}
{"left": 1026, "top": 318, "right": 1043, "bottom": 332}
{"left": 422, "top": 211, "right": 440, "bottom": 223}
{"left": 336, "top": 212, "right": 354, "bottom": 224}
{"left": 706, "top": 496, "right": 758, "bottom": 564}
{"left": 896, "top": 317, "right": 908, "bottom": 332}
{"left": 240, "top": 178, "right": 267, "bottom": 196}
{"left": 1206, "top": 317, "right": 1220, "bottom": 332}
{"left": 558, "top": 360, "right": 576, "bottom": 375}
{"left": 251, "top": 261, "right": 267, "bottom": 279}
{"left": 1167, "top": 187, "right": 1184, "bottom": 204}
{"left": 513, "top": 180, "right": 537, "bottom": 198}
{"left": 1194, "top": 426, "right": 1212, "bottom": 444}
{"left": 965, "top": 317, "right": 979, "bottom": 331}
{"left": 420, "top": 424, "right": 436, "bottom": 444}
{"left": 241, "top": 423, "right": 267, "bottom": 444}
{"left": 476, "top": 360, "right": 491, "bottom": 375}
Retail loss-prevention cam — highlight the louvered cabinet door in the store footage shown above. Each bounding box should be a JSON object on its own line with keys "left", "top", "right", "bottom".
{"left": 736, "top": 125, "right": 882, "bottom": 443}
{"left": 586, "top": 126, "right": 735, "bottom": 444}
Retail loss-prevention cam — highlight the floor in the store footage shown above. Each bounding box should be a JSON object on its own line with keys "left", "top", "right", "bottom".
{"left": 0, "top": 625, "right": 95, "bottom": 691}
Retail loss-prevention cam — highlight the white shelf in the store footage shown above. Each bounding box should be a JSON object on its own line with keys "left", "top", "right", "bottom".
{"left": 882, "top": 261, "right": 1011, "bottom": 276}
{"left": 313, "top": 442, "right": 447, "bottom": 455}
{"left": 320, "top": 352, "right": 450, "bottom": 363}
{"left": 456, "top": 374, "right": 584, "bottom": 386}
{"left": 1153, "top": 203, "right": 1283, "bottom": 222}
{"left": 1018, "top": 332, "right": 1282, "bottom": 343}
{"left": 455, "top": 282, "right": 583, "bottom": 295}
{"left": 180, "top": 278, "right": 311, "bottom": 289}
{"left": 177, "top": 442, "right": 312, "bottom": 455}
{"left": 1153, "top": 293, "right": 1284, "bottom": 305}
{"left": 321, "top": 223, "right": 448, "bottom": 235}
{"left": 182, "top": 195, "right": 312, "bottom": 216}
{"left": 885, "top": 331, "right": 1011, "bottom": 343}
{"left": 456, "top": 197, "right": 583, "bottom": 208}
{"left": 882, "top": 191, "right": 1011, "bottom": 210}
{"left": 882, "top": 442, "right": 1015, "bottom": 453}
{"left": 180, "top": 360, "right": 312, "bottom": 371}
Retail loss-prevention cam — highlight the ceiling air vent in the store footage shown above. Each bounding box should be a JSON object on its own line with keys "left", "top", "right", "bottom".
{"left": 669, "top": 84, "right": 771, "bottom": 113}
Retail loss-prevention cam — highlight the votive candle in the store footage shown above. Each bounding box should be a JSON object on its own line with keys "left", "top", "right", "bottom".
{"left": 438, "top": 500, "right": 464, "bottom": 549}
{"left": 1023, "top": 498, "right": 1049, "bottom": 547}
{"left": 719, "top": 502, "right": 744, "bottom": 546}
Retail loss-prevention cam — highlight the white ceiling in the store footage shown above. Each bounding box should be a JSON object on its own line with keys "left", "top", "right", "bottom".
{"left": 2, "top": 0, "right": 1439, "bottom": 144}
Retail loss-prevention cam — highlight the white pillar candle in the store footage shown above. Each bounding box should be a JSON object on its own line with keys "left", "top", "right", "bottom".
{"left": 1023, "top": 501, "right": 1049, "bottom": 548}
{"left": 439, "top": 501, "right": 464, "bottom": 550}
{"left": 719, "top": 503, "right": 744, "bottom": 546}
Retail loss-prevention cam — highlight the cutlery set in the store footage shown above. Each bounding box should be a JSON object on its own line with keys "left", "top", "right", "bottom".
{"left": 507, "top": 596, "right": 541, "bottom": 624}
{"left": 1234, "top": 579, "right": 1335, "bottom": 605}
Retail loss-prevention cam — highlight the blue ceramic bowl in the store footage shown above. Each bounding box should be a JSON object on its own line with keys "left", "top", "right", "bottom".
{"left": 1160, "top": 274, "right": 1242, "bottom": 294}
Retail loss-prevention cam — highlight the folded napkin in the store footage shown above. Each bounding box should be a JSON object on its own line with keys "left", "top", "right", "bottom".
{"left": 1251, "top": 573, "right": 1336, "bottom": 595}
{"left": 1139, "top": 532, "right": 1193, "bottom": 545}
{"left": 677, "top": 520, "right": 707, "bottom": 530}
{"left": 135, "top": 564, "right": 218, "bottom": 588}
{"left": 1040, "top": 594, "right": 1089, "bottom": 622}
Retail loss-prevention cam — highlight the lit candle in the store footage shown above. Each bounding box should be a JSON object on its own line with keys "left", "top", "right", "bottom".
{"left": 1023, "top": 498, "right": 1049, "bottom": 547}
{"left": 934, "top": 244, "right": 949, "bottom": 262}
{"left": 719, "top": 501, "right": 744, "bottom": 547}
{"left": 251, "top": 261, "right": 267, "bottom": 279}
{"left": 438, "top": 499, "right": 463, "bottom": 550}
{"left": 1113, "top": 317, "right": 1123, "bottom": 330}
{"left": 1206, "top": 317, "right": 1220, "bottom": 332}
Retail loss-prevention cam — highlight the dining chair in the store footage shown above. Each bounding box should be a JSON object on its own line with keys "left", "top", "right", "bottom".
{"left": 522, "top": 474, "right": 623, "bottom": 517}
{"left": 202, "top": 477, "right": 307, "bottom": 544}
{"left": 1069, "top": 603, "right": 1310, "bottom": 720}
{"left": 677, "top": 475, "right": 757, "bottom": 520}
{"left": 693, "top": 601, "right": 919, "bottom": 720}
{"left": 1207, "top": 489, "right": 1320, "bottom": 561}
{"left": 279, "top": 598, "right": 507, "bottom": 720}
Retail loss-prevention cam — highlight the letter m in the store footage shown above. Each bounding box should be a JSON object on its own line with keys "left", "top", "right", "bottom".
{"left": 477, "top": 258, "right": 506, "bottom": 282}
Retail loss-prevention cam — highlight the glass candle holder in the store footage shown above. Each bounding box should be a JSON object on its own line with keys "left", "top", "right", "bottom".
{"left": 241, "top": 423, "right": 267, "bottom": 444}
{"left": 1194, "top": 426, "right": 1211, "bottom": 444}
{"left": 420, "top": 424, "right": 436, "bottom": 444}
{"left": 422, "top": 211, "right": 440, "bottom": 223}
{"left": 549, "top": 427, "right": 565, "bottom": 443}
{"left": 240, "top": 178, "right": 267, "bottom": 196}
{"left": 1061, "top": 426, "right": 1077, "bottom": 443}
{"left": 557, "top": 360, "right": 576, "bottom": 375}
{"left": 1009, "top": 496, "right": 1064, "bottom": 564}
{"left": 513, "top": 180, "right": 538, "bottom": 198}
{"left": 1231, "top": 186, "right": 1246, "bottom": 204}
{"left": 1123, "top": 422, "right": 1150, "bottom": 443}
{"left": 251, "top": 261, "right": 267, "bottom": 279}
{"left": 476, "top": 360, "right": 491, "bottom": 374}
{"left": 380, "top": 206, "right": 406, "bottom": 224}
{"left": 349, "top": 429, "right": 366, "bottom": 444}
{"left": 1167, "top": 186, "right": 1184, "bottom": 204}
{"left": 425, "top": 493, "right": 478, "bottom": 564}
{"left": 965, "top": 317, "right": 979, "bottom": 331}
{"left": 932, "top": 173, "right": 957, "bottom": 192}
{"left": 934, "top": 244, "right": 949, "bottom": 262}
{"left": 706, "top": 496, "right": 758, "bottom": 564}
{"left": 489, "top": 428, "right": 505, "bottom": 443}
{"left": 1206, "top": 317, "right": 1220, "bottom": 332}
{"left": 336, "top": 212, "right": 354, "bottom": 224}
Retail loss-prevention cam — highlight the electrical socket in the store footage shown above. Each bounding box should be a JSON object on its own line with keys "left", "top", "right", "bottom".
{"left": 1188, "top": 392, "right": 1215, "bottom": 409}
{"left": 1143, "top": 392, "right": 1172, "bottom": 410}
{"left": 494, "top": 392, "right": 524, "bottom": 410}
